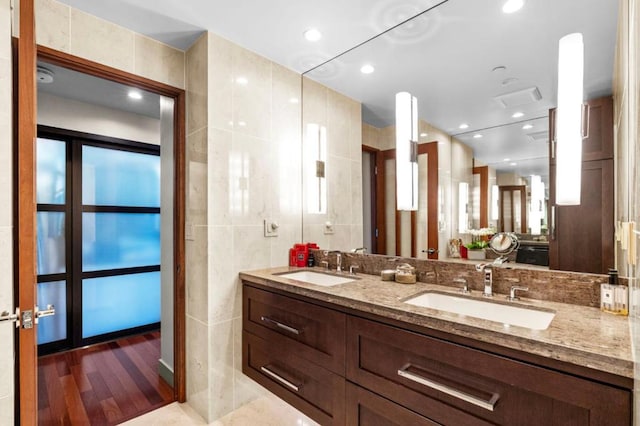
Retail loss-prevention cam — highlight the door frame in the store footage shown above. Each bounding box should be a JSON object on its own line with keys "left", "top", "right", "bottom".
{"left": 376, "top": 142, "right": 439, "bottom": 259}
{"left": 16, "top": 7, "right": 187, "bottom": 420}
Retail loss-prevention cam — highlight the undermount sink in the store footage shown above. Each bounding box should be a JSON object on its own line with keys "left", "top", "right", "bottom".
{"left": 276, "top": 270, "right": 356, "bottom": 287}
{"left": 403, "top": 291, "right": 555, "bottom": 330}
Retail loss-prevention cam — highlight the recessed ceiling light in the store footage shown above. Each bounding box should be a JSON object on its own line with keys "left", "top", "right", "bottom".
{"left": 503, "top": 158, "right": 511, "bottom": 162}
{"left": 459, "top": 123, "right": 469, "bottom": 129}
{"left": 304, "top": 28, "right": 322, "bottom": 42}
{"left": 510, "top": 162, "right": 518, "bottom": 166}
{"left": 128, "top": 90, "right": 142, "bottom": 100}
{"left": 512, "top": 111, "right": 524, "bottom": 118}
{"left": 235, "top": 77, "right": 248, "bottom": 85}
{"left": 503, "top": 0, "right": 525, "bottom": 14}
{"left": 360, "top": 64, "right": 375, "bottom": 74}
{"left": 473, "top": 134, "right": 483, "bottom": 139}
{"left": 522, "top": 124, "right": 533, "bottom": 130}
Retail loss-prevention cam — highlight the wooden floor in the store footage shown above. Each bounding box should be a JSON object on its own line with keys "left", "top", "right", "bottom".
{"left": 37, "top": 331, "right": 174, "bottom": 425}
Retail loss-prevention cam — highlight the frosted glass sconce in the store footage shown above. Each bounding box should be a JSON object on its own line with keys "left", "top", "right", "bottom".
{"left": 491, "top": 185, "right": 499, "bottom": 221}
{"left": 306, "top": 123, "right": 327, "bottom": 214}
{"left": 396, "top": 92, "right": 418, "bottom": 211}
{"left": 529, "top": 175, "right": 544, "bottom": 234}
{"left": 458, "top": 182, "right": 469, "bottom": 233}
{"left": 556, "top": 32, "right": 584, "bottom": 205}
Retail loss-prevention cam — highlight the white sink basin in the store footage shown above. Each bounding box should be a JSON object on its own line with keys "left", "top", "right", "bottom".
{"left": 404, "top": 292, "right": 555, "bottom": 330}
{"left": 276, "top": 270, "right": 356, "bottom": 287}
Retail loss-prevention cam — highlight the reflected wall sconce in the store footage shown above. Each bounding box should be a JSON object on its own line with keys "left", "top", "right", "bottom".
{"left": 491, "top": 184, "right": 499, "bottom": 221}
{"left": 529, "top": 175, "right": 545, "bottom": 234}
{"left": 556, "top": 32, "right": 584, "bottom": 205}
{"left": 458, "top": 182, "right": 469, "bottom": 233}
{"left": 306, "top": 123, "right": 327, "bottom": 214}
{"left": 396, "top": 92, "right": 418, "bottom": 211}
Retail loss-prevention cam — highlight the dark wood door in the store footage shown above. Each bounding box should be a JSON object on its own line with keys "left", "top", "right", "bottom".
{"left": 549, "top": 96, "right": 614, "bottom": 273}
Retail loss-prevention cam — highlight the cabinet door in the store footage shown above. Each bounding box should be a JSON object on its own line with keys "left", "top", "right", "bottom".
{"left": 243, "top": 285, "right": 346, "bottom": 373}
{"left": 346, "top": 316, "right": 631, "bottom": 426}
{"left": 346, "top": 382, "right": 439, "bottom": 426}
{"left": 243, "top": 331, "right": 346, "bottom": 425}
{"left": 549, "top": 159, "right": 614, "bottom": 273}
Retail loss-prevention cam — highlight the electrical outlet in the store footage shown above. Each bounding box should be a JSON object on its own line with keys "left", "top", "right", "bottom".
{"left": 264, "top": 219, "right": 279, "bottom": 237}
{"left": 324, "top": 221, "right": 335, "bottom": 235}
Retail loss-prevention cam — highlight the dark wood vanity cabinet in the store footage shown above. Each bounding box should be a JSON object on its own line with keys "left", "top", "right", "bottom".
{"left": 242, "top": 283, "right": 632, "bottom": 425}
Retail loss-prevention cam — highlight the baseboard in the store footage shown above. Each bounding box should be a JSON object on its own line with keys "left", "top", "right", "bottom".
{"left": 158, "top": 358, "right": 174, "bottom": 387}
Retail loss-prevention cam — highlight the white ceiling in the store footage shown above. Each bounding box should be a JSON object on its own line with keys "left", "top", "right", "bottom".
{"left": 50, "top": 0, "right": 618, "bottom": 181}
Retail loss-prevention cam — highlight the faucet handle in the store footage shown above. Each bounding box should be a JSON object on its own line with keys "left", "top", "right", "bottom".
{"left": 507, "top": 286, "right": 529, "bottom": 301}
{"left": 349, "top": 265, "right": 359, "bottom": 275}
{"left": 320, "top": 261, "right": 329, "bottom": 270}
{"left": 453, "top": 278, "right": 470, "bottom": 294}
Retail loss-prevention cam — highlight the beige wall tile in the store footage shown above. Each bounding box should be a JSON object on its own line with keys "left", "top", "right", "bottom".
{"left": 186, "top": 34, "right": 208, "bottom": 134}
{"left": 208, "top": 33, "right": 233, "bottom": 132}
{"left": 187, "top": 128, "right": 208, "bottom": 226}
{"left": 232, "top": 226, "right": 271, "bottom": 272}
{"left": 135, "top": 35, "right": 185, "bottom": 89}
{"left": 351, "top": 160, "right": 363, "bottom": 226}
{"left": 69, "top": 8, "right": 134, "bottom": 73}
{"left": 326, "top": 89, "right": 351, "bottom": 159}
{"left": 185, "top": 226, "right": 208, "bottom": 323}
{"left": 207, "top": 226, "right": 237, "bottom": 323}
{"left": 229, "top": 133, "right": 270, "bottom": 226}
{"left": 349, "top": 99, "right": 363, "bottom": 162}
{"left": 0, "top": 0, "right": 13, "bottom": 59}
{"left": 208, "top": 129, "right": 232, "bottom": 226}
{"left": 232, "top": 47, "right": 271, "bottom": 141}
{"left": 0, "top": 395, "right": 13, "bottom": 425}
{"left": 302, "top": 77, "right": 327, "bottom": 128}
{"left": 35, "top": 0, "right": 70, "bottom": 52}
{"left": 232, "top": 318, "right": 267, "bottom": 409}
{"left": 0, "top": 228, "right": 12, "bottom": 400}
{"left": 207, "top": 320, "right": 235, "bottom": 420}
{"left": 327, "top": 155, "right": 352, "bottom": 225}
{"left": 186, "top": 315, "right": 210, "bottom": 420}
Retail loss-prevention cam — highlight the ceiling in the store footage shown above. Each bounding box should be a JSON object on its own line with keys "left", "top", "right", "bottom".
{"left": 50, "top": 0, "right": 618, "bottom": 181}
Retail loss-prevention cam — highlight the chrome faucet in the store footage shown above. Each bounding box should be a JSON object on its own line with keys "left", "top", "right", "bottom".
{"left": 328, "top": 250, "right": 342, "bottom": 272}
{"left": 476, "top": 263, "right": 493, "bottom": 297}
{"left": 507, "top": 285, "right": 529, "bottom": 301}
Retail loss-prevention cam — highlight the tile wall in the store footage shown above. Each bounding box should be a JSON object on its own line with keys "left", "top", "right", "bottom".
{"left": 301, "top": 77, "right": 363, "bottom": 251}
{"left": 185, "top": 32, "right": 303, "bottom": 421}
{"left": 0, "top": 0, "right": 13, "bottom": 422}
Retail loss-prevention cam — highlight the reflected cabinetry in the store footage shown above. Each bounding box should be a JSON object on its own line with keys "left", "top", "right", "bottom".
{"left": 242, "top": 282, "right": 631, "bottom": 425}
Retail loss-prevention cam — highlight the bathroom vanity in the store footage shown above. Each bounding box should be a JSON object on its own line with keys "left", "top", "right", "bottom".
{"left": 240, "top": 261, "right": 632, "bottom": 425}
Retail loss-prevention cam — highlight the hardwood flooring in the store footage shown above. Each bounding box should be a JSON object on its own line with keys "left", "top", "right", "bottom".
{"left": 38, "top": 331, "right": 174, "bottom": 425}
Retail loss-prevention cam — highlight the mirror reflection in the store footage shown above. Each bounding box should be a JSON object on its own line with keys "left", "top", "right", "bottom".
{"left": 301, "top": 0, "right": 617, "bottom": 273}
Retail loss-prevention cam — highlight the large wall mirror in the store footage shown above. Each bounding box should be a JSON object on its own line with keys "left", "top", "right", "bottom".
{"left": 300, "top": 0, "right": 618, "bottom": 273}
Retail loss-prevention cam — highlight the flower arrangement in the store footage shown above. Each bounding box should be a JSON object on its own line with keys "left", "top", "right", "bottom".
{"left": 464, "top": 240, "right": 488, "bottom": 250}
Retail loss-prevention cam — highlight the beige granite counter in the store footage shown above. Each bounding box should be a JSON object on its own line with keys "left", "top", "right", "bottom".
{"left": 240, "top": 266, "right": 633, "bottom": 380}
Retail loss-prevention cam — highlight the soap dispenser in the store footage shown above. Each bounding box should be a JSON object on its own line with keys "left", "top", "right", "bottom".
{"left": 601, "top": 269, "right": 628, "bottom": 316}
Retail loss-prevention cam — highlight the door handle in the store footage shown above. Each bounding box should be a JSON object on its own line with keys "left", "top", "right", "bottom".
{"left": 0, "top": 308, "right": 20, "bottom": 328}
{"left": 35, "top": 304, "right": 55, "bottom": 324}
{"left": 422, "top": 248, "right": 438, "bottom": 254}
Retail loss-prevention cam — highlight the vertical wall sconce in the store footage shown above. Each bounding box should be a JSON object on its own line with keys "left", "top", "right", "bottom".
{"left": 306, "top": 123, "right": 327, "bottom": 214}
{"left": 529, "top": 175, "right": 544, "bottom": 234}
{"left": 491, "top": 184, "right": 499, "bottom": 221}
{"left": 396, "top": 92, "right": 418, "bottom": 211}
{"left": 556, "top": 32, "right": 584, "bottom": 205}
{"left": 458, "top": 182, "right": 469, "bottom": 233}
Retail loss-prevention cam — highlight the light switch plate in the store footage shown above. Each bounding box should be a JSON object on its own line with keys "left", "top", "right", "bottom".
{"left": 264, "top": 219, "right": 279, "bottom": 237}
{"left": 185, "top": 223, "right": 195, "bottom": 241}
{"left": 324, "top": 221, "right": 335, "bottom": 235}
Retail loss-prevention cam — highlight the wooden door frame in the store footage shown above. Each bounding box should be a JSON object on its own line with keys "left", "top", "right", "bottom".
{"left": 498, "top": 185, "right": 527, "bottom": 233}
{"left": 362, "top": 145, "right": 383, "bottom": 254}
{"left": 377, "top": 142, "right": 438, "bottom": 259}
{"left": 472, "top": 165, "right": 489, "bottom": 228}
{"left": 16, "top": 18, "right": 187, "bottom": 422}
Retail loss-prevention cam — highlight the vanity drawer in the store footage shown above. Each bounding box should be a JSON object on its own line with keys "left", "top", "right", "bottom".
{"left": 346, "top": 316, "right": 631, "bottom": 426}
{"left": 346, "top": 382, "right": 439, "bottom": 426}
{"left": 243, "top": 284, "right": 346, "bottom": 373}
{"left": 243, "top": 331, "right": 346, "bottom": 425}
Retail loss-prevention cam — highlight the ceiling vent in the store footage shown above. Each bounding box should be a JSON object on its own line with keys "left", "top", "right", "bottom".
{"left": 527, "top": 131, "right": 548, "bottom": 142}
{"left": 493, "top": 86, "right": 542, "bottom": 108}
{"left": 36, "top": 66, "right": 55, "bottom": 84}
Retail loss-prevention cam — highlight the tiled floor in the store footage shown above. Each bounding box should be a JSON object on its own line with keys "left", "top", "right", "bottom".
{"left": 121, "top": 395, "right": 319, "bottom": 425}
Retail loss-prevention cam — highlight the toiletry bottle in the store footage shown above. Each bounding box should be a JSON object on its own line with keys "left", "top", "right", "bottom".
{"left": 307, "top": 250, "right": 315, "bottom": 267}
{"left": 610, "top": 269, "right": 629, "bottom": 316}
{"left": 600, "top": 271, "right": 615, "bottom": 313}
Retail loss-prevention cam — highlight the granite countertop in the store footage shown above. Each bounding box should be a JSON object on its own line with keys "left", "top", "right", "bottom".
{"left": 240, "top": 266, "right": 633, "bottom": 379}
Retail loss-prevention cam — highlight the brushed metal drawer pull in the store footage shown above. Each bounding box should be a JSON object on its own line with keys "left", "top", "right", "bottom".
{"left": 260, "top": 366, "right": 300, "bottom": 392}
{"left": 260, "top": 316, "right": 302, "bottom": 335}
{"left": 397, "top": 364, "right": 499, "bottom": 412}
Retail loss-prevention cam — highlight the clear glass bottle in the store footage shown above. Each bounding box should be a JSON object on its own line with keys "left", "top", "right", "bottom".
{"left": 601, "top": 269, "right": 628, "bottom": 316}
